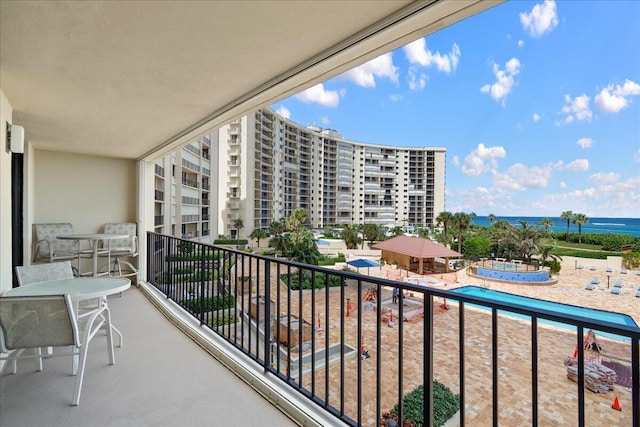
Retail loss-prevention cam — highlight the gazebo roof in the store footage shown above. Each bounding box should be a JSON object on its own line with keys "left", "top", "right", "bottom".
{"left": 372, "top": 235, "right": 462, "bottom": 259}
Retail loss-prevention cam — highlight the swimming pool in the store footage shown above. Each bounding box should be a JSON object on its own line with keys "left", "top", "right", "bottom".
{"left": 491, "top": 262, "right": 517, "bottom": 270}
{"left": 451, "top": 286, "right": 637, "bottom": 341}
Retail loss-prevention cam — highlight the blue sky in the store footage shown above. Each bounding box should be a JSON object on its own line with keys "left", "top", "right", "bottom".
{"left": 270, "top": 1, "right": 640, "bottom": 219}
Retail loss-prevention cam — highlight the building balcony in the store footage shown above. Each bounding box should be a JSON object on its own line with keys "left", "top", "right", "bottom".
{"left": 0, "top": 285, "right": 299, "bottom": 426}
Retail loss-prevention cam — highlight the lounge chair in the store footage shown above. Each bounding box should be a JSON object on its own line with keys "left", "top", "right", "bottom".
{"left": 590, "top": 278, "right": 600, "bottom": 284}
{"left": 636, "top": 286, "right": 640, "bottom": 298}
{"left": 576, "top": 264, "right": 584, "bottom": 269}
{"left": 620, "top": 269, "right": 627, "bottom": 274}
{"left": 589, "top": 266, "right": 597, "bottom": 271}
{"left": 605, "top": 267, "right": 613, "bottom": 273}
{"left": 585, "top": 283, "right": 596, "bottom": 291}
{"left": 613, "top": 281, "right": 624, "bottom": 288}
{"left": 611, "top": 287, "right": 622, "bottom": 295}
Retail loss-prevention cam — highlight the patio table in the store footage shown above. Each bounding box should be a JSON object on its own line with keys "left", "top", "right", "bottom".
{"left": 58, "top": 233, "right": 129, "bottom": 277}
{"left": 4, "top": 277, "right": 131, "bottom": 345}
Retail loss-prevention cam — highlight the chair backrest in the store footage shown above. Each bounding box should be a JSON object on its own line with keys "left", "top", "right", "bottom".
{"left": 33, "top": 223, "right": 77, "bottom": 257}
{"left": 0, "top": 294, "right": 79, "bottom": 352}
{"left": 16, "top": 261, "right": 74, "bottom": 286}
{"left": 103, "top": 223, "right": 137, "bottom": 255}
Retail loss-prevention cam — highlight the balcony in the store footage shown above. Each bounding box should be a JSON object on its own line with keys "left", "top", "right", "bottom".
{"left": 0, "top": 285, "right": 298, "bottom": 426}
{"left": 135, "top": 235, "right": 637, "bottom": 427}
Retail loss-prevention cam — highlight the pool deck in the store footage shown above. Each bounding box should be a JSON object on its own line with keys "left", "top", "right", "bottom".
{"left": 258, "top": 255, "right": 638, "bottom": 426}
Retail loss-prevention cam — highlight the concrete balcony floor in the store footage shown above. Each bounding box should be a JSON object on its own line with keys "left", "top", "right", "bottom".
{"left": 0, "top": 286, "right": 298, "bottom": 427}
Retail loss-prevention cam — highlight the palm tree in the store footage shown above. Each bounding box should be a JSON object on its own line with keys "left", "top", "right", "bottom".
{"left": 572, "top": 213, "right": 589, "bottom": 244}
{"left": 538, "top": 218, "right": 553, "bottom": 234}
{"left": 361, "top": 223, "right": 380, "bottom": 249}
{"left": 488, "top": 213, "right": 496, "bottom": 224}
{"left": 560, "top": 210, "right": 573, "bottom": 242}
{"left": 232, "top": 218, "right": 244, "bottom": 249}
{"left": 435, "top": 211, "right": 453, "bottom": 248}
{"left": 249, "top": 228, "right": 269, "bottom": 248}
{"left": 340, "top": 226, "right": 361, "bottom": 250}
{"left": 538, "top": 245, "right": 562, "bottom": 271}
{"left": 451, "top": 212, "right": 471, "bottom": 253}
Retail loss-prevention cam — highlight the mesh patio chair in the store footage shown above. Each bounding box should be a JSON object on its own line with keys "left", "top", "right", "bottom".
{"left": 32, "top": 223, "right": 81, "bottom": 274}
{"left": 98, "top": 223, "right": 138, "bottom": 281}
{"left": 15, "top": 261, "right": 116, "bottom": 345}
{"left": 0, "top": 294, "right": 114, "bottom": 405}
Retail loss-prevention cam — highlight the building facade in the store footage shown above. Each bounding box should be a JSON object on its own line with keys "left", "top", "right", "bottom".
{"left": 154, "top": 107, "right": 446, "bottom": 241}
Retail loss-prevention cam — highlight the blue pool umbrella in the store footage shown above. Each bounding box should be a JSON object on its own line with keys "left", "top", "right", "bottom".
{"left": 347, "top": 258, "right": 381, "bottom": 274}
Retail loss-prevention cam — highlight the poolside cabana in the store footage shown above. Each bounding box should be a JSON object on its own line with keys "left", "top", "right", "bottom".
{"left": 372, "top": 235, "right": 462, "bottom": 274}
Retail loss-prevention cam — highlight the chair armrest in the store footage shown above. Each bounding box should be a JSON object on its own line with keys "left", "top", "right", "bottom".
{"left": 32, "top": 239, "right": 54, "bottom": 262}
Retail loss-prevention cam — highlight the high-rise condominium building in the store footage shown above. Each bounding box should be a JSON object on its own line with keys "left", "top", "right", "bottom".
{"left": 154, "top": 107, "right": 446, "bottom": 241}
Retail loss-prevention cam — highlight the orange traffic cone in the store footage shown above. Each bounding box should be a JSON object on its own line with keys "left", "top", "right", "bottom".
{"left": 612, "top": 396, "right": 622, "bottom": 411}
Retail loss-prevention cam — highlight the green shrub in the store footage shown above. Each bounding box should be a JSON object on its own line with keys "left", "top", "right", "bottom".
{"left": 622, "top": 252, "right": 640, "bottom": 269}
{"left": 389, "top": 382, "right": 459, "bottom": 427}
{"left": 209, "top": 313, "right": 237, "bottom": 327}
{"left": 213, "top": 239, "right": 249, "bottom": 246}
{"left": 281, "top": 270, "right": 343, "bottom": 290}
{"left": 182, "top": 295, "right": 236, "bottom": 313}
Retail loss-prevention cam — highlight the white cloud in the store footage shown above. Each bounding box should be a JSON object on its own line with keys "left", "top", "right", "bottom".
{"left": 340, "top": 53, "right": 399, "bottom": 87}
{"left": 594, "top": 79, "right": 640, "bottom": 113}
{"left": 320, "top": 116, "right": 331, "bottom": 125}
{"left": 576, "top": 137, "right": 593, "bottom": 148}
{"left": 493, "top": 163, "right": 552, "bottom": 191}
{"left": 520, "top": 0, "right": 559, "bottom": 37}
{"left": 518, "top": 39, "right": 525, "bottom": 48}
{"left": 560, "top": 94, "right": 592, "bottom": 123}
{"left": 461, "top": 143, "right": 506, "bottom": 176}
{"left": 403, "top": 38, "right": 461, "bottom": 73}
{"left": 451, "top": 156, "right": 460, "bottom": 167}
{"left": 533, "top": 113, "right": 541, "bottom": 122}
{"left": 559, "top": 181, "right": 567, "bottom": 189}
{"left": 275, "top": 105, "right": 290, "bottom": 119}
{"left": 389, "top": 94, "right": 403, "bottom": 102}
{"left": 480, "top": 58, "right": 521, "bottom": 106}
{"left": 407, "top": 65, "right": 427, "bottom": 91}
{"left": 588, "top": 172, "right": 620, "bottom": 184}
{"left": 564, "top": 159, "right": 589, "bottom": 172}
{"left": 295, "top": 83, "right": 342, "bottom": 107}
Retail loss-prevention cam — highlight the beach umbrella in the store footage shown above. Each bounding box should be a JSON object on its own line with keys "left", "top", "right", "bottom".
{"left": 346, "top": 258, "right": 381, "bottom": 274}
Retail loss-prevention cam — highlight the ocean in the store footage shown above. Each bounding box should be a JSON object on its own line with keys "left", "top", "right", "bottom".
{"left": 471, "top": 216, "right": 640, "bottom": 238}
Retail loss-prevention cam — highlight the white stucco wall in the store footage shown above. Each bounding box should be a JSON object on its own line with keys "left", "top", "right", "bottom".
{"left": 28, "top": 150, "right": 137, "bottom": 272}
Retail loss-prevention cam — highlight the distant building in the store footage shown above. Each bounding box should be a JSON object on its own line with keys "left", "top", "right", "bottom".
{"left": 154, "top": 107, "right": 446, "bottom": 241}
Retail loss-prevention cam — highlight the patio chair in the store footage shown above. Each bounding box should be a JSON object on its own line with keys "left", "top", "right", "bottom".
{"left": 0, "top": 294, "right": 114, "bottom": 405}
{"left": 636, "top": 285, "right": 640, "bottom": 298}
{"left": 584, "top": 282, "right": 596, "bottom": 291}
{"left": 611, "top": 287, "right": 622, "bottom": 295}
{"left": 15, "top": 261, "right": 103, "bottom": 354}
{"left": 16, "top": 261, "right": 74, "bottom": 286}
{"left": 32, "top": 223, "right": 80, "bottom": 272}
{"left": 98, "top": 223, "right": 138, "bottom": 280}
{"left": 590, "top": 278, "right": 600, "bottom": 284}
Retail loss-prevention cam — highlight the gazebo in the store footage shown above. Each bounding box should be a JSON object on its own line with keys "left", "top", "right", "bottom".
{"left": 372, "top": 235, "right": 462, "bottom": 274}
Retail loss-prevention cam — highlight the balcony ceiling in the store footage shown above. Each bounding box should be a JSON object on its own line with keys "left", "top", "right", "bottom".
{"left": 0, "top": 1, "right": 499, "bottom": 160}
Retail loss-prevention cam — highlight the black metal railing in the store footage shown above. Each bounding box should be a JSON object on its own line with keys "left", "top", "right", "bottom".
{"left": 146, "top": 232, "right": 639, "bottom": 427}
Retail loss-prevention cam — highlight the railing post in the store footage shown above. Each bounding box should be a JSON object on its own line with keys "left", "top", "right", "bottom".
{"left": 264, "top": 260, "right": 271, "bottom": 373}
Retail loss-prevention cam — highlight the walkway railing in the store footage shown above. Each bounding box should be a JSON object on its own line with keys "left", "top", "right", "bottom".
{"left": 146, "top": 233, "right": 639, "bottom": 427}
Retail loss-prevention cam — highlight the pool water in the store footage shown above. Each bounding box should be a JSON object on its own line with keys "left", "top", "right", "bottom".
{"left": 491, "top": 262, "right": 517, "bottom": 270}
{"left": 451, "top": 286, "right": 637, "bottom": 341}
